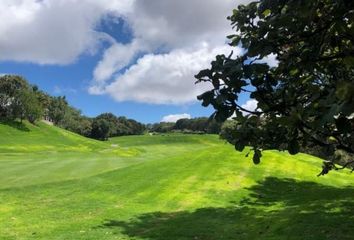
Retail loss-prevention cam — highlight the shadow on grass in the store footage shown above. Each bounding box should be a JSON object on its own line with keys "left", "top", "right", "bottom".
{"left": 0, "top": 120, "right": 30, "bottom": 132}
{"left": 99, "top": 177, "right": 354, "bottom": 240}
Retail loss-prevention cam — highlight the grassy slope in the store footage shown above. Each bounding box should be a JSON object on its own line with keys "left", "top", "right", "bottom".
{"left": 0, "top": 121, "right": 143, "bottom": 188}
{"left": 0, "top": 121, "right": 353, "bottom": 239}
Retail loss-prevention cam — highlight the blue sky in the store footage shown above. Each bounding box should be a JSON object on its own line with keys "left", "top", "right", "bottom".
{"left": 0, "top": 0, "right": 254, "bottom": 123}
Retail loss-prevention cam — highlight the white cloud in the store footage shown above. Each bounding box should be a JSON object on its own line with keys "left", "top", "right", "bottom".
{"left": 0, "top": 0, "right": 253, "bottom": 105}
{"left": 90, "top": 0, "right": 250, "bottom": 104}
{"left": 241, "top": 99, "right": 258, "bottom": 113}
{"left": 0, "top": 0, "right": 133, "bottom": 64}
{"left": 93, "top": 40, "right": 143, "bottom": 84}
{"left": 128, "top": 0, "right": 242, "bottom": 49}
{"left": 100, "top": 44, "right": 240, "bottom": 104}
{"left": 161, "top": 113, "right": 191, "bottom": 123}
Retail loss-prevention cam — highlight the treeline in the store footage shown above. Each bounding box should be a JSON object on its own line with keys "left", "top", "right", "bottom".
{"left": 147, "top": 117, "right": 222, "bottom": 134}
{"left": 0, "top": 75, "right": 145, "bottom": 140}
{"left": 0, "top": 74, "right": 222, "bottom": 140}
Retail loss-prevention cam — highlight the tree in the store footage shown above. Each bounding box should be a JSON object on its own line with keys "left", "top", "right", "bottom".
{"left": 96, "top": 113, "right": 120, "bottom": 136}
{"left": 34, "top": 89, "right": 52, "bottom": 119}
{"left": 195, "top": 0, "right": 354, "bottom": 175}
{"left": 48, "top": 96, "right": 68, "bottom": 125}
{"left": 17, "top": 89, "right": 43, "bottom": 123}
{"left": 0, "top": 75, "right": 29, "bottom": 119}
{"left": 58, "top": 107, "right": 92, "bottom": 137}
{"left": 0, "top": 75, "right": 43, "bottom": 123}
{"left": 94, "top": 113, "right": 145, "bottom": 137}
{"left": 91, "top": 118, "right": 110, "bottom": 141}
{"left": 174, "top": 118, "right": 190, "bottom": 130}
{"left": 150, "top": 122, "right": 175, "bottom": 133}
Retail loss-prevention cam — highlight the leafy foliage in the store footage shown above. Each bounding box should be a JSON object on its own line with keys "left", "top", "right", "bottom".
{"left": 174, "top": 117, "right": 222, "bottom": 134}
{"left": 95, "top": 113, "right": 146, "bottom": 137}
{"left": 48, "top": 96, "right": 68, "bottom": 125}
{"left": 195, "top": 0, "right": 354, "bottom": 174}
{"left": 148, "top": 117, "right": 222, "bottom": 134}
{"left": 17, "top": 89, "right": 43, "bottom": 123}
{"left": 58, "top": 107, "right": 92, "bottom": 137}
{"left": 0, "top": 75, "right": 42, "bottom": 123}
{"left": 91, "top": 118, "right": 110, "bottom": 141}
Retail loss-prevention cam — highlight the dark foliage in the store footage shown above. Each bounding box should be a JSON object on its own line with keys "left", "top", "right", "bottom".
{"left": 195, "top": 0, "right": 354, "bottom": 174}
{"left": 95, "top": 113, "right": 146, "bottom": 137}
{"left": 174, "top": 117, "right": 222, "bottom": 134}
{"left": 149, "top": 118, "right": 222, "bottom": 134}
{"left": 91, "top": 118, "right": 110, "bottom": 141}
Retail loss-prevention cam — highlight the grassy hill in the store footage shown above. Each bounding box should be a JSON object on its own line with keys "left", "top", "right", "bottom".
{"left": 0, "top": 121, "right": 353, "bottom": 239}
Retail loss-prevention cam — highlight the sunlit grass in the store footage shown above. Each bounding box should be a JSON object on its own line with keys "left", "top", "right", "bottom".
{"left": 0, "top": 121, "right": 353, "bottom": 239}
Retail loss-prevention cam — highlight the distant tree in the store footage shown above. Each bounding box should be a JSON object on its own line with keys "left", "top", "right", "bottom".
{"left": 94, "top": 113, "right": 145, "bottom": 137}
{"left": 151, "top": 122, "right": 175, "bottom": 133}
{"left": 195, "top": 0, "right": 354, "bottom": 175}
{"left": 34, "top": 89, "right": 52, "bottom": 119}
{"left": 0, "top": 75, "right": 29, "bottom": 119}
{"left": 77, "top": 117, "right": 93, "bottom": 137}
{"left": 91, "top": 118, "right": 110, "bottom": 141}
{"left": 59, "top": 107, "right": 92, "bottom": 137}
{"left": 48, "top": 96, "right": 68, "bottom": 125}
{"left": 175, "top": 118, "right": 190, "bottom": 130}
{"left": 123, "top": 118, "right": 146, "bottom": 135}
{"left": 96, "top": 113, "right": 120, "bottom": 136}
{"left": 206, "top": 119, "right": 222, "bottom": 134}
{"left": 17, "top": 89, "right": 43, "bottom": 123}
{"left": 0, "top": 75, "right": 44, "bottom": 123}
{"left": 174, "top": 117, "right": 222, "bottom": 134}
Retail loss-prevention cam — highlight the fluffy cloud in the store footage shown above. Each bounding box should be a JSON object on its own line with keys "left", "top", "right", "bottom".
{"left": 0, "top": 0, "right": 132, "bottom": 64}
{"left": 161, "top": 113, "right": 191, "bottom": 123}
{"left": 0, "top": 0, "right": 252, "bottom": 105}
{"left": 128, "top": 0, "right": 239, "bottom": 49}
{"left": 99, "top": 44, "right": 240, "bottom": 104}
{"left": 90, "top": 0, "right": 250, "bottom": 104}
{"left": 93, "top": 40, "right": 143, "bottom": 83}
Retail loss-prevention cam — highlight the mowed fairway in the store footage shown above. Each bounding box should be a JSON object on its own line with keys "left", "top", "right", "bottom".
{"left": 0, "top": 122, "right": 353, "bottom": 239}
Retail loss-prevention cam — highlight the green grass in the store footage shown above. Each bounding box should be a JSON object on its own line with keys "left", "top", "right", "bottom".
{"left": 0, "top": 121, "right": 353, "bottom": 239}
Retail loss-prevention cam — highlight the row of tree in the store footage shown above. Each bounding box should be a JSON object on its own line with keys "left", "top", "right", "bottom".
{"left": 0, "top": 75, "right": 224, "bottom": 140}
{"left": 148, "top": 117, "right": 222, "bottom": 134}
{"left": 0, "top": 75, "right": 145, "bottom": 140}
{"left": 91, "top": 113, "right": 145, "bottom": 140}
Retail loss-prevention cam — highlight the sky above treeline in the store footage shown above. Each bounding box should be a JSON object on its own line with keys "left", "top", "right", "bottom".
{"left": 0, "top": 0, "right": 266, "bottom": 123}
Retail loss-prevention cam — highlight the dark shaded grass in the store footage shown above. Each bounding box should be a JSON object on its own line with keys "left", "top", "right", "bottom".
{"left": 100, "top": 177, "right": 354, "bottom": 240}
{"left": 0, "top": 119, "right": 30, "bottom": 132}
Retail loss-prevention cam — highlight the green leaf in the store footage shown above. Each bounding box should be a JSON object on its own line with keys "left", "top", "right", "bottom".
{"left": 262, "top": 9, "right": 271, "bottom": 17}
{"left": 253, "top": 149, "right": 262, "bottom": 164}
{"left": 290, "top": 69, "right": 299, "bottom": 76}
{"left": 235, "top": 140, "right": 246, "bottom": 151}
{"left": 195, "top": 69, "right": 212, "bottom": 79}
{"left": 197, "top": 91, "right": 214, "bottom": 107}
